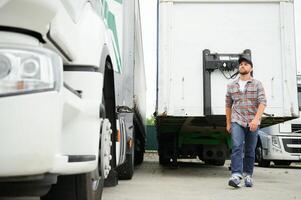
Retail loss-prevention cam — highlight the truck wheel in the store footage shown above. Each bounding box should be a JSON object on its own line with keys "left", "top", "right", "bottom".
{"left": 134, "top": 136, "right": 145, "bottom": 165}
{"left": 159, "top": 155, "right": 177, "bottom": 168}
{"left": 41, "top": 171, "right": 103, "bottom": 200}
{"left": 100, "top": 119, "right": 113, "bottom": 180}
{"left": 133, "top": 117, "right": 145, "bottom": 166}
{"left": 134, "top": 146, "right": 144, "bottom": 165}
{"left": 117, "top": 153, "right": 134, "bottom": 180}
{"left": 273, "top": 161, "right": 291, "bottom": 166}
{"left": 158, "top": 145, "right": 170, "bottom": 166}
{"left": 169, "top": 156, "right": 178, "bottom": 169}
{"left": 116, "top": 138, "right": 135, "bottom": 180}
{"left": 159, "top": 155, "right": 170, "bottom": 166}
{"left": 255, "top": 143, "right": 270, "bottom": 167}
{"left": 158, "top": 132, "right": 177, "bottom": 167}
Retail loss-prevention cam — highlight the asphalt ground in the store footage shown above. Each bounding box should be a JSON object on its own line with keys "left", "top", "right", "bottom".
{"left": 1, "top": 152, "right": 300, "bottom": 200}
{"left": 103, "top": 152, "right": 301, "bottom": 200}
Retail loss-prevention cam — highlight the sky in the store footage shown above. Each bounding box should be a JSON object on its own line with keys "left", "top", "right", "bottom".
{"left": 140, "top": 0, "right": 301, "bottom": 118}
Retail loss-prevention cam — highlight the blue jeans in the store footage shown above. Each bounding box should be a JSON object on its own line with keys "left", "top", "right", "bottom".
{"left": 231, "top": 122, "right": 258, "bottom": 177}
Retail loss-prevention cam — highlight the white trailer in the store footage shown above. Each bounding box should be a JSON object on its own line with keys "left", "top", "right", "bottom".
{"left": 256, "top": 75, "right": 301, "bottom": 167}
{"left": 0, "top": 0, "right": 146, "bottom": 199}
{"left": 156, "top": 0, "right": 298, "bottom": 166}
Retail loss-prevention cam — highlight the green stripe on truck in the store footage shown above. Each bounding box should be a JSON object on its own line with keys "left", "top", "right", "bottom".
{"left": 107, "top": 11, "right": 122, "bottom": 73}
{"left": 101, "top": 0, "right": 123, "bottom": 73}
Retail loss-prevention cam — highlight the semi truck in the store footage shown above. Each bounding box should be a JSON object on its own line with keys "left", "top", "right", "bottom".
{"left": 0, "top": 0, "right": 146, "bottom": 199}
{"left": 156, "top": 0, "right": 299, "bottom": 167}
{"left": 256, "top": 75, "right": 301, "bottom": 167}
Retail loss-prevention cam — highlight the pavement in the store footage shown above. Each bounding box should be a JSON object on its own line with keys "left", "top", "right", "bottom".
{"left": 103, "top": 152, "right": 301, "bottom": 200}
{"left": 1, "top": 153, "right": 300, "bottom": 200}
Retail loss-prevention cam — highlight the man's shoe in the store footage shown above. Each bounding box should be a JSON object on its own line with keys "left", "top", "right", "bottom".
{"left": 228, "top": 176, "right": 241, "bottom": 188}
{"left": 244, "top": 175, "right": 253, "bottom": 187}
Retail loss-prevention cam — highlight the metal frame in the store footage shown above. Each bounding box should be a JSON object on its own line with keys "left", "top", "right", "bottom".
{"left": 202, "top": 49, "right": 251, "bottom": 116}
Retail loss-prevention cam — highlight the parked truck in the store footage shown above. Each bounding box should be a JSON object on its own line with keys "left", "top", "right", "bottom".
{"left": 0, "top": 0, "right": 146, "bottom": 199}
{"left": 156, "top": 0, "right": 298, "bottom": 167}
{"left": 256, "top": 75, "right": 301, "bottom": 167}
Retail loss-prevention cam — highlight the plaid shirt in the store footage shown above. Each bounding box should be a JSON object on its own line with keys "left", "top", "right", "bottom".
{"left": 225, "top": 78, "right": 267, "bottom": 127}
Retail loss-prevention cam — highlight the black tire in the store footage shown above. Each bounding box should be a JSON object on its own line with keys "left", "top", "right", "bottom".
{"left": 169, "top": 156, "right": 178, "bottom": 169}
{"left": 116, "top": 136, "right": 135, "bottom": 180}
{"left": 134, "top": 138, "right": 144, "bottom": 166}
{"left": 159, "top": 154, "right": 178, "bottom": 168}
{"left": 273, "top": 161, "right": 292, "bottom": 166}
{"left": 204, "top": 159, "right": 225, "bottom": 166}
{"left": 255, "top": 142, "right": 270, "bottom": 167}
{"left": 133, "top": 117, "right": 145, "bottom": 166}
{"left": 159, "top": 155, "right": 170, "bottom": 166}
{"left": 158, "top": 144, "right": 170, "bottom": 166}
{"left": 117, "top": 152, "right": 134, "bottom": 180}
{"left": 41, "top": 172, "right": 103, "bottom": 200}
{"left": 134, "top": 149, "right": 144, "bottom": 165}
{"left": 134, "top": 148, "right": 144, "bottom": 166}
{"left": 158, "top": 132, "right": 177, "bottom": 168}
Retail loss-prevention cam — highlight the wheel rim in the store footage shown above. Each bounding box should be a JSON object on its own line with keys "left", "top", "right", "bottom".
{"left": 100, "top": 119, "right": 113, "bottom": 179}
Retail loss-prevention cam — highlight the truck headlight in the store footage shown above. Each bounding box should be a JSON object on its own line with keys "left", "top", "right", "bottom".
{"left": 271, "top": 136, "right": 281, "bottom": 149}
{"left": 0, "top": 46, "right": 62, "bottom": 96}
{"left": 0, "top": 54, "right": 12, "bottom": 79}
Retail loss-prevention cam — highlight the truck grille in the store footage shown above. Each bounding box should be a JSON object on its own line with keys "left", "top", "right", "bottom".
{"left": 282, "top": 138, "right": 301, "bottom": 153}
{"left": 291, "top": 124, "right": 301, "bottom": 133}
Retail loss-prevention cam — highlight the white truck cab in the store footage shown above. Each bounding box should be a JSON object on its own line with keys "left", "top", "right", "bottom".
{"left": 256, "top": 76, "right": 301, "bottom": 167}
{"left": 0, "top": 0, "right": 146, "bottom": 199}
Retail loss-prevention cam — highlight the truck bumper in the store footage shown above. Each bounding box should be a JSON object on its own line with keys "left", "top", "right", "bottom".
{"left": 0, "top": 91, "right": 62, "bottom": 177}
{"left": 264, "top": 146, "right": 301, "bottom": 161}
{"left": 263, "top": 135, "right": 301, "bottom": 162}
{"left": 0, "top": 88, "right": 101, "bottom": 177}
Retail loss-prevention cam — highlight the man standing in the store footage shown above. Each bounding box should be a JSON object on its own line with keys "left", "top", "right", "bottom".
{"left": 225, "top": 56, "right": 267, "bottom": 188}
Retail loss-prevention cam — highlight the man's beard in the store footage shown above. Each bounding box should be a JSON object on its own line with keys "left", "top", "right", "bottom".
{"left": 239, "top": 70, "right": 249, "bottom": 75}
